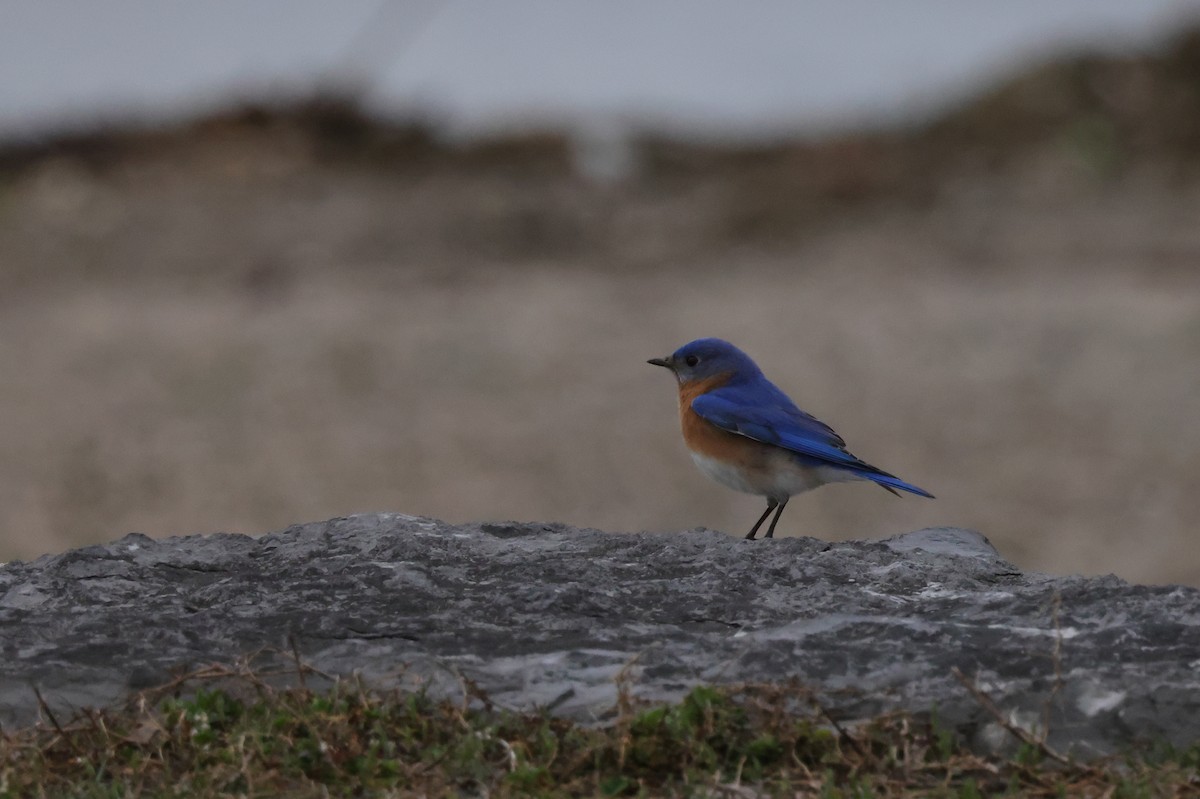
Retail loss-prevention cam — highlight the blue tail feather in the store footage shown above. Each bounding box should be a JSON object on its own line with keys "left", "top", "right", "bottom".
{"left": 860, "top": 470, "right": 935, "bottom": 499}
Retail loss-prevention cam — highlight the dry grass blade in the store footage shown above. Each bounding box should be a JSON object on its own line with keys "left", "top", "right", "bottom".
{"left": 30, "top": 684, "right": 74, "bottom": 755}
{"left": 951, "top": 666, "right": 1070, "bottom": 766}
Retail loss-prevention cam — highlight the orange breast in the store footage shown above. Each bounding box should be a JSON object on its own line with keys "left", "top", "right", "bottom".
{"left": 676, "top": 373, "right": 773, "bottom": 467}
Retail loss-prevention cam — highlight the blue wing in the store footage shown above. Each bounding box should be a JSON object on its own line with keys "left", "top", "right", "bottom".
{"left": 691, "top": 384, "right": 934, "bottom": 499}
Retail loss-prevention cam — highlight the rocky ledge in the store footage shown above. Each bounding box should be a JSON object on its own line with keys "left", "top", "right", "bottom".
{"left": 1, "top": 514, "right": 1198, "bottom": 757}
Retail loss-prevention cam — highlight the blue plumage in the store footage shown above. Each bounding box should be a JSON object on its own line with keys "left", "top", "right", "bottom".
{"left": 691, "top": 392, "right": 934, "bottom": 498}
{"left": 649, "top": 337, "right": 934, "bottom": 539}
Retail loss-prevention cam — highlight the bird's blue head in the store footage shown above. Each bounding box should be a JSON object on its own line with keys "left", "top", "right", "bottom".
{"left": 647, "top": 338, "right": 762, "bottom": 385}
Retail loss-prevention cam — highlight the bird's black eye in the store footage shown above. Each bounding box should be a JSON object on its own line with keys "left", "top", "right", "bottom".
{"left": 684, "top": 355, "right": 700, "bottom": 367}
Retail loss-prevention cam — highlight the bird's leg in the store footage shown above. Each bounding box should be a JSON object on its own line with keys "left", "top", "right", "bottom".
{"left": 764, "top": 498, "right": 789, "bottom": 539}
{"left": 745, "top": 500, "right": 777, "bottom": 540}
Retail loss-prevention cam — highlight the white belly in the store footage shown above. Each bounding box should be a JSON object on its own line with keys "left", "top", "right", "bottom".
{"left": 689, "top": 449, "right": 861, "bottom": 503}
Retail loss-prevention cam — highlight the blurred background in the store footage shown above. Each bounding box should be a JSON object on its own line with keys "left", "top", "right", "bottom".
{"left": 3, "top": 2, "right": 1200, "bottom": 584}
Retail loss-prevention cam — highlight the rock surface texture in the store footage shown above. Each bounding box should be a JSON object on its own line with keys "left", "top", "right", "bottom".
{"left": 2, "top": 514, "right": 1198, "bottom": 756}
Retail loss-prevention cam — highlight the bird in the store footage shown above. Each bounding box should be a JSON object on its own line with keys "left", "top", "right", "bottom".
{"left": 648, "top": 338, "right": 933, "bottom": 540}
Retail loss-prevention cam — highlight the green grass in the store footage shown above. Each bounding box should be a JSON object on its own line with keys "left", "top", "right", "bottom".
{"left": 2, "top": 677, "right": 1197, "bottom": 798}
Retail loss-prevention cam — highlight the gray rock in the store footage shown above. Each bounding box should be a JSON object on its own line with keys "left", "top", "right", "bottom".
{"left": 1, "top": 514, "right": 1198, "bottom": 758}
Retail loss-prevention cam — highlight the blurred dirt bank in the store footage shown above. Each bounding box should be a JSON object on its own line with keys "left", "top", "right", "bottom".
{"left": 2, "top": 31, "right": 1199, "bottom": 584}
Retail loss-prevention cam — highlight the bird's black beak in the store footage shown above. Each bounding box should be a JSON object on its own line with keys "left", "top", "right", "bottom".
{"left": 647, "top": 356, "right": 672, "bottom": 369}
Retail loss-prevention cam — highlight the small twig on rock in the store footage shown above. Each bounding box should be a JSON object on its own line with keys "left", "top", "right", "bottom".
{"left": 951, "top": 667, "right": 1070, "bottom": 766}
{"left": 287, "top": 635, "right": 308, "bottom": 694}
{"left": 809, "top": 695, "right": 870, "bottom": 761}
{"left": 613, "top": 652, "right": 643, "bottom": 723}
{"left": 1040, "top": 591, "right": 1065, "bottom": 746}
{"left": 612, "top": 652, "right": 644, "bottom": 770}
{"left": 31, "top": 684, "right": 75, "bottom": 754}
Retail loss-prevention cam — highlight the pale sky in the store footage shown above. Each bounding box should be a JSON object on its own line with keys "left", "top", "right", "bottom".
{"left": 3, "top": 0, "right": 1199, "bottom": 139}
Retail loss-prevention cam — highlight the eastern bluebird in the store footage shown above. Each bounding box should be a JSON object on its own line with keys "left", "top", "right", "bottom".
{"left": 649, "top": 338, "right": 933, "bottom": 540}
